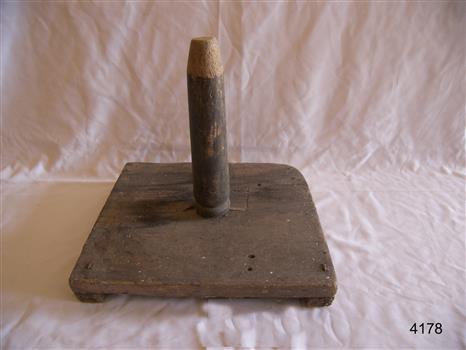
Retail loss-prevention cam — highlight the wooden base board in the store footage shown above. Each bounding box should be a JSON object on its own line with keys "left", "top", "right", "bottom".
{"left": 69, "top": 163, "right": 337, "bottom": 306}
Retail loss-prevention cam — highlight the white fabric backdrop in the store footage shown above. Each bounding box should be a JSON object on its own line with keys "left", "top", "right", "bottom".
{"left": 2, "top": 2, "right": 465, "bottom": 349}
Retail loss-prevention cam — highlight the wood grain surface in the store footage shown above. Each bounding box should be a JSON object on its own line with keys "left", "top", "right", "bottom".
{"left": 69, "top": 162, "right": 337, "bottom": 306}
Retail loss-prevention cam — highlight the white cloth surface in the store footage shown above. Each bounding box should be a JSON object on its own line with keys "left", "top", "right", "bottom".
{"left": 1, "top": 2, "right": 465, "bottom": 349}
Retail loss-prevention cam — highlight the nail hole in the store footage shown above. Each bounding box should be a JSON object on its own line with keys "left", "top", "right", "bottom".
{"left": 248, "top": 254, "right": 255, "bottom": 259}
{"left": 247, "top": 267, "right": 253, "bottom": 271}
{"left": 257, "top": 183, "right": 261, "bottom": 187}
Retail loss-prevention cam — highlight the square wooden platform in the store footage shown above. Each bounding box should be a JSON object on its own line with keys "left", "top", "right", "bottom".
{"left": 69, "top": 162, "right": 337, "bottom": 306}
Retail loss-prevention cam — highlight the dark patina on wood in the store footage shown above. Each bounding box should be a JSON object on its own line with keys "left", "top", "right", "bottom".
{"left": 69, "top": 162, "right": 337, "bottom": 306}
{"left": 187, "top": 37, "right": 230, "bottom": 217}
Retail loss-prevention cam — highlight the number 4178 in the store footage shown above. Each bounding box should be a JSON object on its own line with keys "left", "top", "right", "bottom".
{"left": 410, "top": 322, "right": 442, "bottom": 334}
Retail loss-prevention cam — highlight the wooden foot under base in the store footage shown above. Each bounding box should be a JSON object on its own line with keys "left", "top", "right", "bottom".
{"left": 73, "top": 292, "right": 108, "bottom": 303}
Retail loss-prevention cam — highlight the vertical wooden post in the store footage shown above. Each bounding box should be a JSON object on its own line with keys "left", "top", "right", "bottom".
{"left": 187, "top": 37, "right": 230, "bottom": 217}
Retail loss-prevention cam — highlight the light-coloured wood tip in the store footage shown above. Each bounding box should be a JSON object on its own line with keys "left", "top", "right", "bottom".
{"left": 187, "top": 36, "right": 224, "bottom": 78}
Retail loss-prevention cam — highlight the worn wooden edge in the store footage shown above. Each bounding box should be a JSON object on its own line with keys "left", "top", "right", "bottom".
{"left": 69, "top": 278, "right": 337, "bottom": 300}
